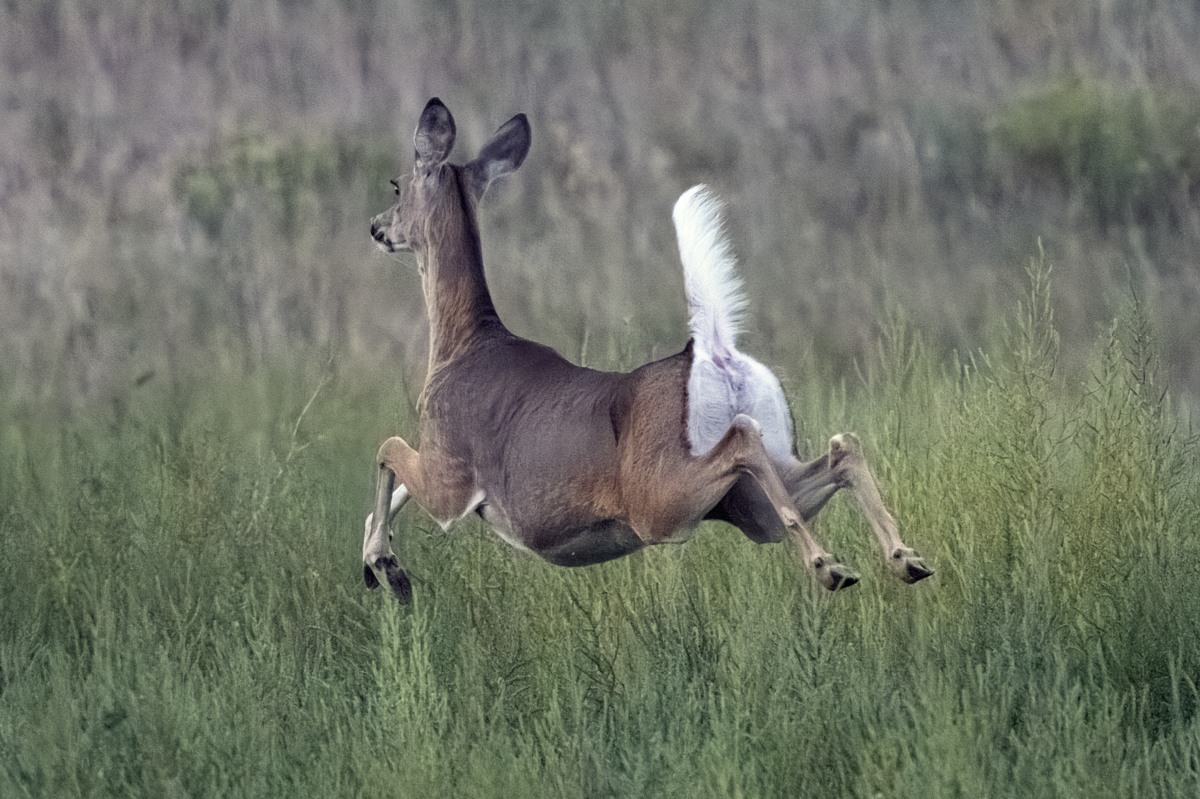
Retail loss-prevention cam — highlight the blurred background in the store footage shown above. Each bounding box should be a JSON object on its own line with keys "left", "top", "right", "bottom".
{"left": 3, "top": 0, "right": 1199, "bottom": 414}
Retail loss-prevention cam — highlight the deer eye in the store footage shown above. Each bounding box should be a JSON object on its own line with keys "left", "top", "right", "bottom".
{"left": 390, "top": 179, "right": 401, "bottom": 196}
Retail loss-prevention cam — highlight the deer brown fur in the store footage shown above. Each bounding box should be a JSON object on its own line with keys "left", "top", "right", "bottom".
{"left": 362, "top": 98, "right": 931, "bottom": 602}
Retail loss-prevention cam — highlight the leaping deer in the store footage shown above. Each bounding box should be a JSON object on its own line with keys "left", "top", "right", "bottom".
{"left": 363, "top": 97, "right": 931, "bottom": 602}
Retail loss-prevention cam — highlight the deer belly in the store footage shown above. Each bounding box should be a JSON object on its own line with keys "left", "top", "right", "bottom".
{"left": 477, "top": 501, "right": 534, "bottom": 553}
{"left": 476, "top": 498, "right": 639, "bottom": 566}
{"left": 531, "top": 520, "right": 647, "bottom": 567}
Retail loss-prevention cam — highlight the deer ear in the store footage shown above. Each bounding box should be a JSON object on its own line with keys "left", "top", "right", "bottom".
{"left": 414, "top": 98, "right": 456, "bottom": 169}
{"left": 464, "top": 113, "right": 531, "bottom": 201}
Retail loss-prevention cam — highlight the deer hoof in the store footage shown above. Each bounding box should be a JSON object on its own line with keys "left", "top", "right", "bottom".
{"left": 365, "top": 555, "right": 413, "bottom": 603}
{"left": 813, "top": 556, "right": 860, "bottom": 591}
{"left": 890, "top": 547, "right": 933, "bottom": 584}
{"left": 892, "top": 544, "right": 936, "bottom": 583}
{"left": 386, "top": 568, "right": 413, "bottom": 604}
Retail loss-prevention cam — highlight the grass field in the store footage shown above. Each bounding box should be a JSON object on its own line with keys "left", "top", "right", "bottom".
{"left": 2, "top": 255, "right": 1199, "bottom": 798}
{"left": 6, "top": 1, "right": 1200, "bottom": 794}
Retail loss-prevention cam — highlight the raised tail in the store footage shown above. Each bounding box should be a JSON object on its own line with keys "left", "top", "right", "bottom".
{"left": 673, "top": 185, "right": 748, "bottom": 361}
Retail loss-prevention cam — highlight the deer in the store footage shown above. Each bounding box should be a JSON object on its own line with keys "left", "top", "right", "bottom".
{"left": 363, "top": 97, "right": 932, "bottom": 603}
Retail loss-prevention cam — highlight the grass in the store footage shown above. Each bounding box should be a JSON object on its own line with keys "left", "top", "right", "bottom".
{"left": 2, "top": 256, "right": 1200, "bottom": 798}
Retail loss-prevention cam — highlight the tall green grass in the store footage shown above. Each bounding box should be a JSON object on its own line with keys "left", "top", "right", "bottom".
{"left": 2, "top": 257, "right": 1199, "bottom": 797}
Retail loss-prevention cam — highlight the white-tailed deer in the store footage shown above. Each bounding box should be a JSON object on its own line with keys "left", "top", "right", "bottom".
{"left": 363, "top": 97, "right": 931, "bottom": 602}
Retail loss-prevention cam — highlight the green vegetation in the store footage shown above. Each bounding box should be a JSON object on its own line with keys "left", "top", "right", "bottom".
{"left": 173, "top": 135, "right": 394, "bottom": 241}
{"left": 3, "top": 257, "right": 1198, "bottom": 797}
{"left": 994, "top": 76, "right": 1200, "bottom": 225}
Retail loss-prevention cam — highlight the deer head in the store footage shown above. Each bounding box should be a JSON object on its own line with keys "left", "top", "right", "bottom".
{"left": 369, "top": 97, "right": 531, "bottom": 257}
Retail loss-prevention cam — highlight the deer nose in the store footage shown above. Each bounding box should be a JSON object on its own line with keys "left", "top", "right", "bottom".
{"left": 370, "top": 218, "right": 392, "bottom": 249}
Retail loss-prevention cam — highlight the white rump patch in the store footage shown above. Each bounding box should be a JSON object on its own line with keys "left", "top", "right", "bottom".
{"left": 687, "top": 352, "right": 794, "bottom": 461}
{"left": 673, "top": 184, "right": 794, "bottom": 461}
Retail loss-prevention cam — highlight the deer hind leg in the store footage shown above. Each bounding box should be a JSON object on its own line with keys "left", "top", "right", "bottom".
{"left": 362, "top": 436, "right": 419, "bottom": 602}
{"left": 781, "top": 433, "right": 932, "bottom": 584}
{"left": 700, "top": 415, "right": 860, "bottom": 591}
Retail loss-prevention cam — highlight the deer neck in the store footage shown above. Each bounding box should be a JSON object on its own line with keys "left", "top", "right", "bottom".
{"left": 418, "top": 195, "right": 505, "bottom": 369}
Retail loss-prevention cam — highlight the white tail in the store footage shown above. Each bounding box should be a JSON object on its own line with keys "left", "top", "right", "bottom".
{"left": 673, "top": 185, "right": 788, "bottom": 461}
{"left": 674, "top": 185, "right": 747, "bottom": 361}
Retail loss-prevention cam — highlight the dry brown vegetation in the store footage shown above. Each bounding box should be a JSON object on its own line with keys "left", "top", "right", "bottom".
{"left": 3, "top": 0, "right": 1200, "bottom": 410}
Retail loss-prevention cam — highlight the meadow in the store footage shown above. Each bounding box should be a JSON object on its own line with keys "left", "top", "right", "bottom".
{"left": 3, "top": 251, "right": 1200, "bottom": 797}
{"left": 5, "top": 1, "right": 1200, "bottom": 795}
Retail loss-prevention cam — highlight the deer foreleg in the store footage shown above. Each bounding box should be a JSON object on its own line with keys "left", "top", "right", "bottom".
{"left": 363, "top": 483, "right": 410, "bottom": 558}
{"left": 362, "top": 436, "right": 419, "bottom": 602}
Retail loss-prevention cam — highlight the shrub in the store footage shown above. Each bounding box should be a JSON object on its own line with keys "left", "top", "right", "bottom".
{"left": 994, "top": 75, "right": 1200, "bottom": 225}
